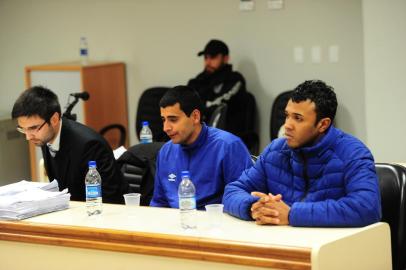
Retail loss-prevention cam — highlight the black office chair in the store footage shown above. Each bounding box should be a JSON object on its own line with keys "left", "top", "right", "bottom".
{"left": 99, "top": 124, "right": 126, "bottom": 149}
{"left": 207, "top": 103, "right": 227, "bottom": 130}
{"left": 270, "top": 90, "right": 293, "bottom": 141}
{"left": 135, "top": 87, "right": 170, "bottom": 142}
{"left": 116, "top": 142, "right": 165, "bottom": 206}
{"left": 228, "top": 91, "right": 259, "bottom": 155}
{"left": 375, "top": 163, "right": 406, "bottom": 270}
{"left": 238, "top": 92, "right": 259, "bottom": 155}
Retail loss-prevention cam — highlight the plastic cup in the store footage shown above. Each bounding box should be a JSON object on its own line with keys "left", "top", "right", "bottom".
{"left": 123, "top": 193, "right": 141, "bottom": 207}
{"left": 205, "top": 204, "right": 224, "bottom": 228}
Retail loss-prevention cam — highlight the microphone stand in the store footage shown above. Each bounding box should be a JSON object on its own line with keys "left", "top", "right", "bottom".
{"left": 62, "top": 97, "right": 79, "bottom": 121}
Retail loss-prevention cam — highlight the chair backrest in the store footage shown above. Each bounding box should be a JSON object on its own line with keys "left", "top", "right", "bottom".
{"left": 229, "top": 91, "right": 259, "bottom": 155}
{"left": 121, "top": 163, "right": 143, "bottom": 192}
{"left": 226, "top": 91, "right": 257, "bottom": 134}
{"left": 270, "top": 90, "right": 293, "bottom": 141}
{"left": 375, "top": 163, "right": 406, "bottom": 270}
{"left": 241, "top": 91, "right": 257, "bottom": 132}
{"left": 207, "top": 103, "right": 227, "bottom": 130}
{"left": 99, "top": 124, "right": 126, "bottom": 149}
{"left": 135, "top": 87, "right": 170, "bottom": 142}
{"left": 116, "top": 142, "right": 165, "bottom": 206}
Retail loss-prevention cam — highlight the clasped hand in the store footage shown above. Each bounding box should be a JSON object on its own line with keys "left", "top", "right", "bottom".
{"left": 250, "top": 192, "right": 290, "bottom": 225}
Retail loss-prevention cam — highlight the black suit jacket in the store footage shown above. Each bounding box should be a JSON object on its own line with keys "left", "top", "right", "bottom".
{"left": 42, "top": 118, "right": 128, "bottom": 203}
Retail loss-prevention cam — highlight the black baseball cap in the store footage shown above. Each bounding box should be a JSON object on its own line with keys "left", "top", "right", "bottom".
{"left": 197, "top": 39, "right": 229, "bottom": 57}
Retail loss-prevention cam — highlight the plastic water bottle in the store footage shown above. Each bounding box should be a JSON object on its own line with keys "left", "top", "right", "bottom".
{"left": 80, "top": 36, "right": 89, "bottom": 65}
{"left": 140, "top": 121, "right": 153, "bottom": 143}
{"left": 85, "top": 160, "right": 102, "bottom": 216}
{"left": 178, "top": 170, "right": 197, "bottom": 229}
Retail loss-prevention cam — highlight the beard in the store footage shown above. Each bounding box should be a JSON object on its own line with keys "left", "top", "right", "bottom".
{"left": 205, "top": 66, "right": 216, "bottom": 73}
{"left": 204, "top": 61, "right": 226, "bottom": 74}
{"left": 31, "top": 139, "right": 47, "bottom": 146}
{"left": 31, "top": 128, "right": 56, "bottom": 147}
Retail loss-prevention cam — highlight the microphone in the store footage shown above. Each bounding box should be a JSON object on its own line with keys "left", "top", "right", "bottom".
{"left": 70, "top": 91, "right": 90, "bottom": 100}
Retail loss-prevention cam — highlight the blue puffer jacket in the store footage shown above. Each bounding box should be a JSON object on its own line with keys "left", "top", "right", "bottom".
{"left": 223, "top": 126, "right": 381, "bottom": 227}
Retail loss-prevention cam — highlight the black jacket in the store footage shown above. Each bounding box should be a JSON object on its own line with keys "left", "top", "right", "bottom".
{"left": 188, "top": 64, "right": 247, "bottom": 135}
{"left": 116, "top": 142, "right": 164, "bottom": 206}
{"left": 42, "top": 118, "right": 127, "bottom": 203}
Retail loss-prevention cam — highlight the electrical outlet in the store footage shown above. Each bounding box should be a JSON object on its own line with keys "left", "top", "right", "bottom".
{"left": 311, "top": 46, "right": 322, "bottom": 63}
{"left": 240, "top": 0, "right": 254, "bottom": 11}
{"left": 268, "top": 0, "right": 283, "bottom": 10}
{"left": 293, "top": 46, "right": 304, "bottom": 63}
{"left": 328, "top": 45, "right": 339, "bottom": 63}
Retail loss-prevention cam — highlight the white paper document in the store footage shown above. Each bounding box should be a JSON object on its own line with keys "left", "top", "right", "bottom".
{"left": 0, "top": 180, "right": 70, "bottom": 220}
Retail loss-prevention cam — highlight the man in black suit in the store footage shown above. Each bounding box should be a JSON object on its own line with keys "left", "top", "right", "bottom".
{"left": 12, "top": 86, "right": 127, "bottom": 203}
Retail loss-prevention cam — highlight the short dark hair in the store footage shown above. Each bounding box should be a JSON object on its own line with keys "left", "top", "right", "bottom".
{"left": 159, "top": 85, "right": 203, "bottom": 117}
{"left": 291, "top": 80, "right": 337, "bottom": 123}
{"left": 11, "top": 85, "right": 61, "bottom": 121}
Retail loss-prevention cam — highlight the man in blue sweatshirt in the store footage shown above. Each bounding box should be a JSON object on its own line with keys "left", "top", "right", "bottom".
{"left": 150, "top": 85, "right": 252, "bottom": 209}
{"left": 223, "top": 80, "right": 381, "bottom": 227}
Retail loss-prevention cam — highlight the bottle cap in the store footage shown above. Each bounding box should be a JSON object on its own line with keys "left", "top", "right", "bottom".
{"left": 88, "top": 161, "right": 97, "bottom": 168}
{"left": 142, "top": 121, "right": 149, "bottom": 126}
{"left": 181, "top": 170, "right": 190, "bottom": 178}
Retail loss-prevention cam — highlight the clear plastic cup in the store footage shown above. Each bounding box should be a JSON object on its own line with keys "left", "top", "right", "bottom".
{"left": 123, "top": 193, "right": 141, "bottom": 207}
{"left": 205, "top": 204, "right": 224, "bottom": 227}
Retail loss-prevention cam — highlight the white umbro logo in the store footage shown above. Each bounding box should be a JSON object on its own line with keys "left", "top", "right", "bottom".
{"left": 168, "top": 173, "right": 176, "bottom": 182}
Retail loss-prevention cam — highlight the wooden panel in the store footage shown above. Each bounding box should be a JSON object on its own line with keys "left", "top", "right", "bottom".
{"left": 25, "top": 68, "right": 83, "bottom": 180}
{"left": 82, "top": 63, "right": 128, "bottom": 147}
{"left": 0, "top": 240, "right": 279, "bottom": 270}
{"left": 25, "top": 61, "right": 120, "bottom": 72}
{"left": 23, "top": 61, "right": 128, "bottom": 179}
{"left": 0, "top": 221, "right": 311, "bottom": 270}
{"left": 24, "top": 66, "right": 38, "bottom": 180}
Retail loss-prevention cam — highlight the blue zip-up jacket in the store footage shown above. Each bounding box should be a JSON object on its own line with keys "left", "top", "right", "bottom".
{"left": 150, "top": 124, "right": 252, "bottom": 209}
{"left": 223, "top": 126, "right": 381, "bottom": 227}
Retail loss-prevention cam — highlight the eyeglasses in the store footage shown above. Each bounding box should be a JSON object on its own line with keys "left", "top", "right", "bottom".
{"left": 17, "top": 120, "right": 47, "bottom": 135}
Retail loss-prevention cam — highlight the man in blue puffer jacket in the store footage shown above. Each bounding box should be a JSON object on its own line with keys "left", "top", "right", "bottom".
{"left": 223, "top": 80, "right": 381, "bottom": 227}
{"left": 150, "top": 85, "right": 252, "bottom": 209}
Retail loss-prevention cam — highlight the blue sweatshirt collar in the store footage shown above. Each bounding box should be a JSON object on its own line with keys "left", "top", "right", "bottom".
{"left": 180, "top": 123, "right": 208, "bottom": 151}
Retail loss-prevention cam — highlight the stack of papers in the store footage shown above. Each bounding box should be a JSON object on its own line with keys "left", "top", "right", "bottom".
{"left": 0, "top": 180, "right": 70, "bottom": 220}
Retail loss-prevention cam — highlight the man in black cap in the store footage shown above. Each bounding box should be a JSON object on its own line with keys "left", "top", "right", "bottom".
{"left": 187, "top": 39, "right": 247, "bottom": 135}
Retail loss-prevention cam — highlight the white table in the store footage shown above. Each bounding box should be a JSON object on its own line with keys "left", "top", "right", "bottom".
{"left": 0, "top": 202, "right": 391, "bottom": 270}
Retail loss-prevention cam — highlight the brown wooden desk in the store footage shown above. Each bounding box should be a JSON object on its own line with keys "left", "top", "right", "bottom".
{"left": 0, "top": 202, "right": 391, "bottom": 270}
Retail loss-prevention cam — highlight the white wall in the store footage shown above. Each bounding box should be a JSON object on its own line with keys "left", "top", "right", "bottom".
{"left": 0, "top": 0, "right": 393, "bottom": 160}
{"left": 363, "top": 0, "right": 406, "bottom": 162}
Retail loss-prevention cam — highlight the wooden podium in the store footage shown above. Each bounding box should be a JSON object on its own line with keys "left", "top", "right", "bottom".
{"left": 24, "top": 61, "right": 128, "bottom": 180}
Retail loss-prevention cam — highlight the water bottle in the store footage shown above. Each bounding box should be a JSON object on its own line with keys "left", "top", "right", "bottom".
{"left": 79, "top": 36, "right": 89, "bottom": 65}
{"left": 140, "top": 121, "right": 153, "bottom": 143}
{"left": 85, "top": 160, "right": 102, "bottom": 216}
{"left": 178, "top": 170, "right": 197, "bottom": 229}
